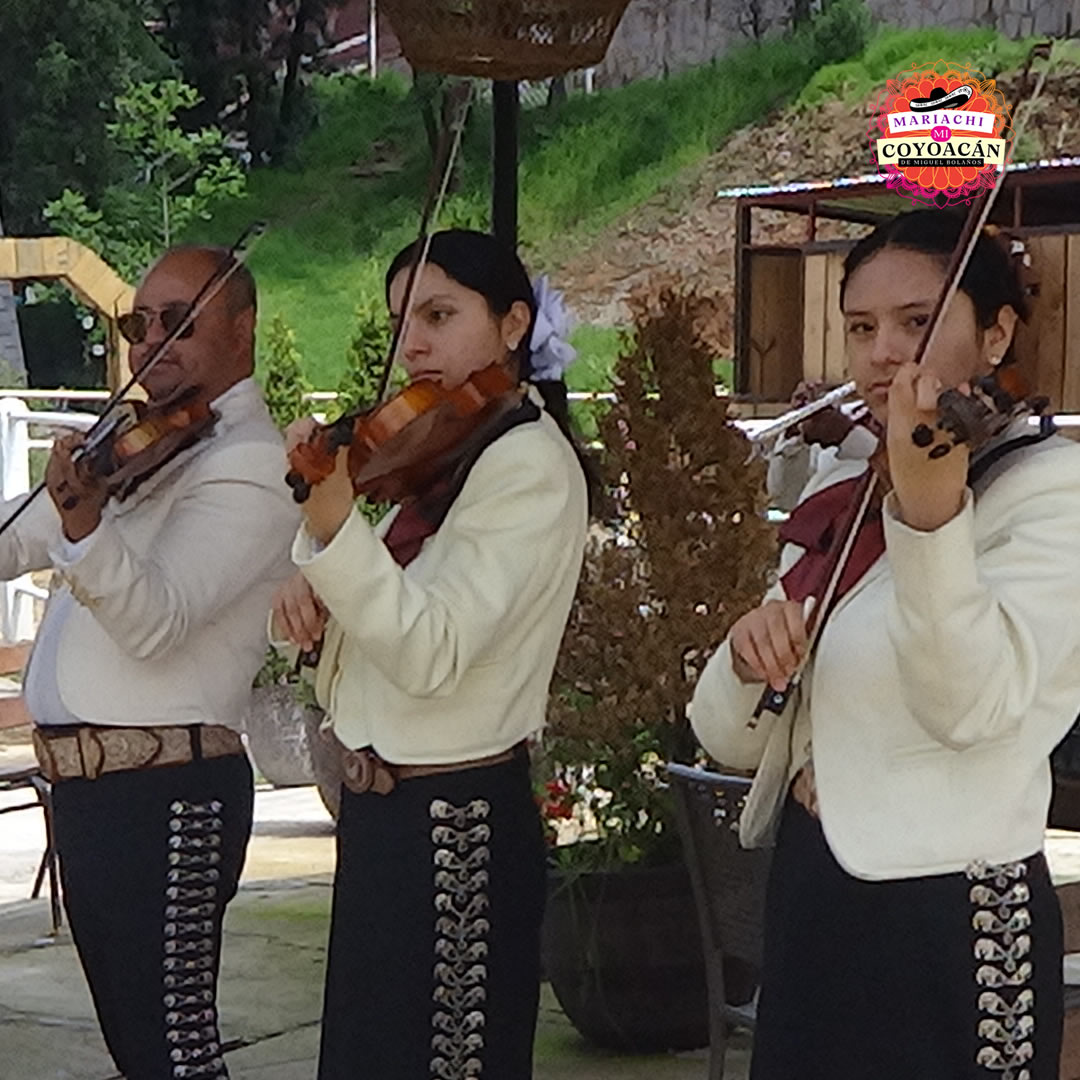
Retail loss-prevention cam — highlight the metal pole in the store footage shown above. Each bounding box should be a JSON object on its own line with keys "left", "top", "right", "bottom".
{"left": 0, "top": 201, "right": 27, "bottom": 384}
{"left": 369, "top": 0, "right": 378, "bottom": 78}
{"left": 491, "top": 80, "right": 519, "bottom": 247}
{"left": 734, "top": 201, "right": 752, "bottom": 395}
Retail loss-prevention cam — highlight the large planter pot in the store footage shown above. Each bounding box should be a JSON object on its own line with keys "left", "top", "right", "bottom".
{"left": 541, "top": 861, "right": 709, "bottom": 1053}
{"left": 243, "top": 687, "right": 344, "bottom": 820}
{"left": 243, "top": 685, "right": 319, "bottom": 787}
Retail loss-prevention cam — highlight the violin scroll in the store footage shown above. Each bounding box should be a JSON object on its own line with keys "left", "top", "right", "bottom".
{"left": 285, "top": 416, "right": 355, "bottom": 504}
{"left": 910, "top": 367, "right": 1050, "bottom": 459}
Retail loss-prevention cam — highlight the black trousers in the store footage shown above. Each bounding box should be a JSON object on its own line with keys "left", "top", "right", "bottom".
{"left": 751, "top": 797, "right": 1063, "bottom": 1080}
{"left": 52, "top": 752, "right": 253, "bottom": 1080}
{"left": 318, "top": 748, "right": 547, "bottom": 1080}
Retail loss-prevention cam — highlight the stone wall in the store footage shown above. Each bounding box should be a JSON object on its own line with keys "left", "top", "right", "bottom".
{"left": 595, "top": 0, "right": 1080, "bottom": 87}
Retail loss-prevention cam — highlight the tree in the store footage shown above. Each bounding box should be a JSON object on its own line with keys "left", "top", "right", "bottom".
{"left": 262, "top": 314, "right": 312, "bottom": 429}
{"left": 275, "top": 0, "right": 329, "bottom": 163}
{"left": 0, "top": 1, "right": 169, "bottom": 232}
{"left": 153, "top": 0, "right": 277, "bottom": 161}
{"left": 43, "top": 79, "right": 246, "bottom": 282}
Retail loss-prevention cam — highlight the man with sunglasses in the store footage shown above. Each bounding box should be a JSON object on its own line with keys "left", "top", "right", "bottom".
{"left": 0, "top": 245, "right": 299, "bottom": 1080}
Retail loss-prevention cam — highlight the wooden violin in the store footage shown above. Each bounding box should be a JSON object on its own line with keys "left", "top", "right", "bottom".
{"left": 69, "top": 387, "right": 218, "bottom": 506}
{"left": 911, "top": 363, "right": 1050, "bottom": 460}
{"left": 285, "top": 362, "right": 520, "bottom": 504}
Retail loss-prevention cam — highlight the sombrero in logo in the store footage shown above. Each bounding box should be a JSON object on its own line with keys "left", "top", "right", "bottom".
{"left": 909, "top": 84, "right": 974, "bottom": 111}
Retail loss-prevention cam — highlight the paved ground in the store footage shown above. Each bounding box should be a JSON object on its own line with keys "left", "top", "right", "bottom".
{"left": 1, "top": 734, "right": 748, "bottom": 1079}
{"left": 10, "top": 728, "right": 1080, "bottom": 1080}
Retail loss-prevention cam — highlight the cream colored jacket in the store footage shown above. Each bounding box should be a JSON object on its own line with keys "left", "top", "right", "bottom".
{"left": 690, "top": 431, "right": 1080, "bottom": 880}
{"left": 0, "top": 379, "right": 299, "bottom": 729}
{"left": 294, "top": 405, "right": 588, "bottom": 764}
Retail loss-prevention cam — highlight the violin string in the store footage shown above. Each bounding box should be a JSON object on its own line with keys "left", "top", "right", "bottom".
{"left": 375, "top": 82, "right": 476, "bottom": 403}
{"left": 0, "top": 221, "right": 267, "bottom": 541}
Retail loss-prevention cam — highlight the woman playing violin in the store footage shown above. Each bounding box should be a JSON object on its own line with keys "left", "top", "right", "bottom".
{"left": 690, "top": 210, "right": 1080, "bottom": 1078}
{"left": 272, "top": 229, "right": 590, "bottom": 1080}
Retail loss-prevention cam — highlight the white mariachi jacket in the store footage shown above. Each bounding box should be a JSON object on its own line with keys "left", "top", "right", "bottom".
{"left": 690, "top": 429, "right": 1080, "bottom": 880}
{"left": 293, "top": 400, "right": 588, "bottom": 765}
{"left": 0, "top": 378, "right": 300, "bottom": 729}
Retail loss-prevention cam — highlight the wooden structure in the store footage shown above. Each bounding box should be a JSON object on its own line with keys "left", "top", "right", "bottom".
{"left": 724, "top": 157, "right": 1080, "bottom": 411}
{"left": 0, "top": 236, "right": 133, "bottom": 390}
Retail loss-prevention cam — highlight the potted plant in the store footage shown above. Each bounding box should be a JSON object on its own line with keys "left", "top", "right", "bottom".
{"left": 537, "top": 278, "right": 776, "bottom": 1052}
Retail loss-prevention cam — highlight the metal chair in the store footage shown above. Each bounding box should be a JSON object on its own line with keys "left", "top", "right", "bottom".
{"left": 0, "top": 762, "right": 62, "bottom": 935}
{"left": 666, "top": 763, "right": 772, "bottom": 1080}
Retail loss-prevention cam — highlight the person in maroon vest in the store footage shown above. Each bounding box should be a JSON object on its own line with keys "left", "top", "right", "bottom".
{"left": 271, "top": 230, "right": 591, "bottom": 1080}
{"left": 690, "top": 210, "right": 1080, "bottom": 1079}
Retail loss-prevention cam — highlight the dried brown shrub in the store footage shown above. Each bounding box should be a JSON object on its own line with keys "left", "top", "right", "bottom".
{"left": 541, "top": 277, "right": 777, "bottom": 867}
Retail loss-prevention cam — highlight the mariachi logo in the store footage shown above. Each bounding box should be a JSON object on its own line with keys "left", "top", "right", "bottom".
{"left": 869, "top": 61, "right": 1013, "bottom": 207}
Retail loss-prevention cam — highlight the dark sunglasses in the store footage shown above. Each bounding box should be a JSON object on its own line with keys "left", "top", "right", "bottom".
{"left": 117, "top": 303, "right": 197, "bottom": 345}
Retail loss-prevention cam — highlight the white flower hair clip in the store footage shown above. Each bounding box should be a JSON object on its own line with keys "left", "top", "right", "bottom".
{"left": 529, "top": 274, "right": 577, "bottom": 381}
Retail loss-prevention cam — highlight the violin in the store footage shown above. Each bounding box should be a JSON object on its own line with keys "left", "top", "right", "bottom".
{"left": 67, "top": 387, "right": 218, "bottom": 507}
{"left": 285, "top": 362, "right": 520, "bottom": 504}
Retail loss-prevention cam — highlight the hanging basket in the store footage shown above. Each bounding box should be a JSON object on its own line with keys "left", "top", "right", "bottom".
{"left": 381, "top": 0, "right": 633, "bottom": 81}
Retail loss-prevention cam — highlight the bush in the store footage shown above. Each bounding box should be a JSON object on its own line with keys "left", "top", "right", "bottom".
{"left": 261, "top": 314, "right": 311, "bottom": 430}
{"left": 540, "top": 278, "right": 776, "bottom": 871}
{"left": 804, "top": 0, "right": 874, "bottom": 68}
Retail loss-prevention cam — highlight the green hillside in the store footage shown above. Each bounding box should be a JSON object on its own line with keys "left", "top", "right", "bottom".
{"left": 189, "top": 11, "right": 1042, "bottom": 394}
{"left": 190, "top": 1, "right": 875, "bottom": 389}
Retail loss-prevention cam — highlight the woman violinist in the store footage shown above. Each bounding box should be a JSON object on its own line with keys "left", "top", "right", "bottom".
{"left": 690, "top": 210, "right": 1080, "bottom": 1079}
{"left": 272, "top": 229, "right": 590, "bottom": 1079}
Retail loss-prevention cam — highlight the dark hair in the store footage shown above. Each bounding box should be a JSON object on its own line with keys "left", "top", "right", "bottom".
{"left": 386, "top": 228, "right": 596, "bottom": 507}
{"left": 839, "top": 210, "right": 1027, "bottom": 360}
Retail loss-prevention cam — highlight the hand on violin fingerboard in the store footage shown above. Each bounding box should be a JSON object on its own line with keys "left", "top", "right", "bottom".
{"left": 885, "top": 363, "right": 969, "bottom": 532}
{"left": 45, "top": 433, "right": 109, "bottom": 542}
{"left": 285, "top": 417, "right": 355, "bottom": 545}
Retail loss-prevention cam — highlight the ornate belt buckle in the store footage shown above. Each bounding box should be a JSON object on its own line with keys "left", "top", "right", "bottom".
{"left": 342, "top": 748, "right": 395, "bottom": 796}
{"left": 76, "top": 727, "right": 106, "bottom": 780}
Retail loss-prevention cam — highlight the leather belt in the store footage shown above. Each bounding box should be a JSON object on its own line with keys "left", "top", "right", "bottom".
{"left": 32, "top": 724, "right": 244, "bottom": 783}
{"left": 340, "top": 742, "right": 523, "bottom": 796}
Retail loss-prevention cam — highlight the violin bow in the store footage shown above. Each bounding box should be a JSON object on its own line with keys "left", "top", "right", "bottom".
{"left": 0, "top": 220, "right": 267, "bottom": 542}
{"left": 304, "top": 80, "right": 475, "bottom": 473}
{"left": 749, "top": 42, "right": 1053, "bottom": 726}
{"left": 376, "top": 81, "right": 475, "bottom": 403}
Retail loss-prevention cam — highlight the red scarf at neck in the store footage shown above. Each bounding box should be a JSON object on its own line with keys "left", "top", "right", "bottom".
{"left": 380, "top": 394, "right": 542, "bottom": 567}
{"left": 778, "top": 472, "right": 885, "bottom": 606}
